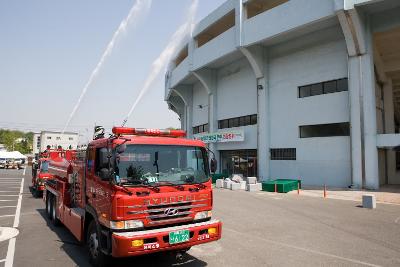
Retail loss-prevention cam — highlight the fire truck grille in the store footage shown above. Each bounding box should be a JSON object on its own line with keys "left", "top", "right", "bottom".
{"left": 143, "top": 202, "right": 207, "bottom": 224}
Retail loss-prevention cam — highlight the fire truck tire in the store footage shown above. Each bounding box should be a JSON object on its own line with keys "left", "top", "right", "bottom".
{"left": 51, "top": 196, "right": 61, "bottom": 226}
{"left": 46, "top": 193, "right": 52, "bottom": 219}
{"left": 87, "top": 221, "right": 109, "bottom": 267}
{"left": 33, "top": 188, "right": 40, "bottom": 198}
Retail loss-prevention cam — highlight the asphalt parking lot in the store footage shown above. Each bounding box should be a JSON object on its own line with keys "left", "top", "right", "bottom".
{"left": 0, "top": 167, "right": 400, "bottom": 266}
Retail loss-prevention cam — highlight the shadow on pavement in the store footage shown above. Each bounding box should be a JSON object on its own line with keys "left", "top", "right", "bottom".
{"left": 36, "top": 208, "right": 207, "bottom": 267}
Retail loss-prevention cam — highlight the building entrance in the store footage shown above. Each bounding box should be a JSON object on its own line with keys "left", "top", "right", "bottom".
{"left": 220, "top": 150, "right": 257, "bottom": 178}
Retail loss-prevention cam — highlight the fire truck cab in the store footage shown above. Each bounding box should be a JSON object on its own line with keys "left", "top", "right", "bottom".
{"left": 31, "top": 157, "right": 54, "bottom": 198}
{"left": 45, "top": 127, "right": 222, "bottom": 266}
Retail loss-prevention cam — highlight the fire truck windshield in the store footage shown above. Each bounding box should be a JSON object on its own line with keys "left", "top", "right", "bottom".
{"left": 114, "top": 145, "right": 210, "bottom": 186}
{"left": 40, "top": 161, "right": 49, "bottom": 172}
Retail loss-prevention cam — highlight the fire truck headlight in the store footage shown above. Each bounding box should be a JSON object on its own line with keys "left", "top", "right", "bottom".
{"left": 110, "top": 220, "right": 144, "bottom": 230}
{"left": 194, "top": 211, "right": 212, "bottom": 221}
{"left": 125, "top": 220, "right": 144, "bottom": 229}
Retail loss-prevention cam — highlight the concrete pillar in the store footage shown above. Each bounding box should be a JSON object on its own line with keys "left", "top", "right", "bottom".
{"left": 337, "top": 7, "right": 379, "bottom": 189}
{"left": 348, "top": 56, "right": 363, "bottom": 188}
{"left": 208, "top": 91, "right": 220, "bottom": 168}
{"left": 172, "top": 86, "right": 193, "bottom": 137}
{"left": 193, "top": 69, "right": 220, "bottom": 171}
{"left": 239, "top": 46, "right": 268, "bottom": 180}
{"left": 384, "top": 79, "right": 397, "bottom": 184}
{"left": 257, "top": 76, "right": 270, "bottom": 181}
{"left": 362, "top": 46, "right": 379, "bottom": 190}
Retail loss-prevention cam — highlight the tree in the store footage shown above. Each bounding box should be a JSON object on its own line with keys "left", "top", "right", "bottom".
{"left": 0, "top": 129, "right": 34, "bottom": 154}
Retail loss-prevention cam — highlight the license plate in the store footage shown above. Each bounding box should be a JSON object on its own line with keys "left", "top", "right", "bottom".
{"left": 169, "top": 230, "right": 190, "bottom": 244}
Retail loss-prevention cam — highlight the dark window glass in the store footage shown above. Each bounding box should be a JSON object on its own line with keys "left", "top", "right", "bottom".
{"left": 200, "top": 125, "right": 205, "bottom": 133}
{"left": 193, "top": 127, "right": 197, "bottom": 134}
{"left": 232, "top": 118, "right": 239, "bottom": 128}
{"left": 244, "top": 115, "right": 251, "bottom": 125}
{"left": 239, "top": 116, "right": 245, "bottom": 127}
{"left": 323, "top": 80, "right": 337, "bottom": 94}
{"left": 337, "top": 78, "right": 348, "bottom": 92}
{"left": 227, "top": 119, "right": 234, "bottom": 128}
{"left": 220, "top": 149, "right": 257, "bottom": 177}
{"left": 310, "top": 83, "right": 323, "bottom": 96}
{"left": 221, "top": 120, "right": 229, "bottom": 129}
{"left": 270, "top": 148, "right": 296, "bottom": 160}
{"left": 204, "top": 124, "right": 209, "bottom": 132}
{"left": 299, "top": 85, "right": 311, "bottom": 98}
{"left": 300, "top": 123, "right": 350, "bottom": 138}
{"left": 250, "top": 115, "right": 257, "bottom": 125}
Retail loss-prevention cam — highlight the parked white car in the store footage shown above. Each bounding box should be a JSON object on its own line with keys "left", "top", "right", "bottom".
{"left": 0, "top": 158, "right": 6, "bottom": 168}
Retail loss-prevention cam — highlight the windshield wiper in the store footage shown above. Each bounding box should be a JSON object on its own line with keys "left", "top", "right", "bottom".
{"left": 189, "top": 182, "right": 207, "bottom": 190}
{"left": 120, "top": 181, "right": 161, "bottom": 193}
{"left": 116, "top": 184, "right": 133, "bottom": 196}
{"left": 154, "top": 181, "right": 184, "bottom": 191}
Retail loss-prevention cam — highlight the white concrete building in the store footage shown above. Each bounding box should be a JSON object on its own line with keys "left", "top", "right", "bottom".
{"left": 165, "top": 0, "right": 400, "bottom": 189}
{"left": 32, "top": 131, "right": 79, "bottom": 155}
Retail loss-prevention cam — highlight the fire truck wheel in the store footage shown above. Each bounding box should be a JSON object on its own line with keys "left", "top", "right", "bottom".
{"left": 87, "top": 221, "right": 109, "bottom": 267}
{"left": 51, "top": 196, "right": 61, "bottom": 226}
{"left": 46, "top": 193, "right": 52, "bottom": 219}
{"left": 33, "top": 188, "right": 40, "bottom": 198}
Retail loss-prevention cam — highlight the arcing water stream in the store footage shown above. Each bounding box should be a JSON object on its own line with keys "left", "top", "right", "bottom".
{"left": 62, "top": 0, "right": 152, "bottom": 133}
{"left": 121, "top": 0, "right": 199, "bottom": 126}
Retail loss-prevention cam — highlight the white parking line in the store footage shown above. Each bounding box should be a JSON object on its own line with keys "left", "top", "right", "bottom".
{"left": 0, "top": 200, "right": 17, "bottom": 202}
{"left": 0, "top": 191, "right": 19, "bottom": 193}
{"left": 0, "top": 195, "right": 19, "bottom": 197}
{"left": 0, "top": 259, "right": 5, "bottom": 263}
{"left": 22, "top": 168, "right": 26, "bottom": 176}
{"left": 0, "top": 206, "right": 16, "bottom": 209}
{"left": 0, "top": 215, "right": 14, "bottom": 218}
{"left": 5, "top": 177, "right": 24, "bottom": 267}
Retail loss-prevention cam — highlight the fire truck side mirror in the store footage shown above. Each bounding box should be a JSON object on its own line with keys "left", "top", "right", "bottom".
{"left": 210, "top": 158, "right": 217, "bottom": 174}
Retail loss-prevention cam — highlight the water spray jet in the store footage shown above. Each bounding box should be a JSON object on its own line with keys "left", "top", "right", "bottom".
{"left": 62, "top": 0, "right": 152, "bottom": 133}
{"left": 121, "top": 0, "right": 199, "bottom": 126}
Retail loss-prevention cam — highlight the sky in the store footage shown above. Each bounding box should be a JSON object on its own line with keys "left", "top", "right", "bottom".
{"left": 0, "top": 0, "right": 225, "bottom": 143}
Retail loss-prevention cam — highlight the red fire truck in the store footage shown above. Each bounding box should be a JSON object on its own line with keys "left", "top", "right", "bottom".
{"left": 31, "top": 155, "right": 54, "bottom": 198}
{"left": 45, "top": 127, "right": 222, "bottom": 266}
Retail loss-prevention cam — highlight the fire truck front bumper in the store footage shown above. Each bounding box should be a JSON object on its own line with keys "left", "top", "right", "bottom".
{"left": 111, "top": 219, "right": 222, "bottom": 258}
{"left": 36, "top": 185, "right": 46, "bottom": 191}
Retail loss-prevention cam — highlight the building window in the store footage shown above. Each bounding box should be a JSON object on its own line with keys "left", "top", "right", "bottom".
{"left": 246, "top": 0, "right": 289, "bottom": 19}
{"left": 47, "top": 136, "right": 51, "bottom": 140}
{"left": 299, "top": 122, "right": 350, "bottom": 138}
{"left": 174, "top": 45, "right": 188, "bottom": 67}
{"left": 56, "top": 137, "right": 61, "bottom": 140}
{"left": 218, "top": 114, "right": 257, "bottom": 130}
{"left": 270, "top": 148, "right": 296, "bottom": 160}
{"left": 299, "top": 78, "right": 348, "bottom": 98}
{"left": 193, "top": 123, "right": 209, "bottom": 135}
{"left": 69, "top": 137, "right": 74, "bottom": 141}
{"left": 195, "top": 10, "right": 235, "bottom": 48}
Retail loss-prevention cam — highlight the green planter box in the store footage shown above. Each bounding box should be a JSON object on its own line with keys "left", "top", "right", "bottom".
{"left": 262, "top": 179, "right": 300, "bottom": 193}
